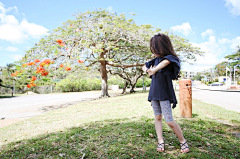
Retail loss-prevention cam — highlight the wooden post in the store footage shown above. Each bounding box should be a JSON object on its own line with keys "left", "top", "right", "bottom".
{"left": 179, "top": 79, "right": 192, "bottom": 118}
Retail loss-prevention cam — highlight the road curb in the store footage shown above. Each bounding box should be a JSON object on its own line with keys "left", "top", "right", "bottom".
{"left": 193, "top": 87, "right": 240, "bottom": 92}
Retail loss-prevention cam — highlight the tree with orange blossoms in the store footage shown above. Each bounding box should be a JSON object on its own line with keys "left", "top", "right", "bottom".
{"left": 27, "top": 84, "right": 32, "bottom": 88}
{"left": 65, "top": 67, "right": 71, "bottom": 71}
{"left": 20, "top": 9, "right": 202, "bottom": 96}
{"left": 78, "top": 60, "right": 84, "bottom": 63}
{"left": 32, "top": 76, "right": 37, "bottom": 81}
{"left": 34, "top": 59, "right": 40, "bottom": 63}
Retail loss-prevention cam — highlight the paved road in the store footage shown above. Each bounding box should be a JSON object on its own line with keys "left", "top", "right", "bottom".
{"left": 192, "top": 88, "right": 240, "bottom": 113}
{"left": 0, "top": 88, "right": 239, "bottom": 120}
{"left": 0, "top": 91, "right": 101, "bottom": 119}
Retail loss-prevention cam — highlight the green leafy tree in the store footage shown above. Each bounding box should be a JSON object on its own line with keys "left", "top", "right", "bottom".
{"left": 19, "top": 9, "right": 203, "bottom": 96}
{"left": 192, "top": 73, "right": 204, "bottom": 81}
{"left": 6, "top": 63, "right": 16, "bottom": 76}
{"left": 225, "top": 46, "right": 240, "bottom": 66}
{"left": 225, "top": 46, "right": 240, "bottom": 80}
{"left": 107, "top": 30, "right": 203, "bottom": 93}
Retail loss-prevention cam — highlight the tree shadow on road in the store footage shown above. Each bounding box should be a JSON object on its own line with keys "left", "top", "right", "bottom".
{"left": 0, "top": 96, "right": 17, "bottom": 99}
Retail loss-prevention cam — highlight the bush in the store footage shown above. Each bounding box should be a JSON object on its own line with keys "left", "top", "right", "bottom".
{"left": 56, "top": 75, "right": 101, "bottom": 92}
{"left": 136, "top": 78, "right": 151, "bottom": 88}
{"left": 205, "top": 81, "right": 213, "bottom": 85}
{"left": 215, "top": 79, "right": 219, "bottom": 82}
{"left": 108, "top": 77, "right": 125, "bottom": 89}
{"left": 56, "top": 75, "right": 152, "bottom": 92}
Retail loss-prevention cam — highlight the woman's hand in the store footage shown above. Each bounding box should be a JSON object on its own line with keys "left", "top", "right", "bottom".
{"left": 142, "top": 65, "right": 148, "bottom": 72}
{"left": 147, "top": 66, "right": 157, "bottom": 77}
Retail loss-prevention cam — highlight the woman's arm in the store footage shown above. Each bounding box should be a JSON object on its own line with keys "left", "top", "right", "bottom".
{"left": 142, "top": 65, "right": 148, "bottom": 72}
{"left": 147, "top": 59, "right": 170, "bottom": 76}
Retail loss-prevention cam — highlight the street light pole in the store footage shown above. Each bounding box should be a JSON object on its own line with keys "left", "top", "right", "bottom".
{"left": 13, "top": 79, "right": 15, "bottom": 95}
{"left": 0, "top": 71, "right": 2, "bottom": 95}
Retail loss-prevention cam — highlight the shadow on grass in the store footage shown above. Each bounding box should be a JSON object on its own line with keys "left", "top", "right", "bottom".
{"left": 192, "top": 113, "right": 199, "bottom": 118}
{"left": 0, "top": 116, "right": 239, "bottom": 159}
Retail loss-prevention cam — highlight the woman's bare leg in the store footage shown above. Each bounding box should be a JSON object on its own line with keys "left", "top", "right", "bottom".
{"left": 154, "top": 115, "right": 164, "bottom": 143}
{"left": 160, "top": 100, "right": 189, "bottom": 152}
{"left": 166, "top": 121, "right": 189, "bottom": 152}
{"left": 166, "top": 121, "right": 185, "bottom": 142}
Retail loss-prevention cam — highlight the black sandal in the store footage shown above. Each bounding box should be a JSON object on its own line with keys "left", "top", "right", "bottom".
{"left": 157, "top": 143, "right": 164, "bottom": 152}
{"left": 180, "top": 141, "right": 190, "bottom": 153}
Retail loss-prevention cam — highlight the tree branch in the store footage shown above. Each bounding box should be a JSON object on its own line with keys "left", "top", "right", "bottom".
{"left": 106, "top": 61, "right": 144, "bottom": 68}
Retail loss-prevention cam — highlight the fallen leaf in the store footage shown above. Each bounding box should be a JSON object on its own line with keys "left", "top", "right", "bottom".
{"left": 149, "top": 133, "right": 154, "bottom": 138}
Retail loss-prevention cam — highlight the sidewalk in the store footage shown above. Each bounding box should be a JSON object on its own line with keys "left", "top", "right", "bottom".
{"left": 192, "top": 84, "right": 240, "bottom": 92}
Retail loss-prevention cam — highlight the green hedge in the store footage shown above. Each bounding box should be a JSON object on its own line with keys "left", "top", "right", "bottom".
{"left": 108, "top": 77, "right": 125, "bottom": 89}
{"left": 56, "top": 76, "right": 101, "bottom": 92}
{"left": 135, "top": 78, "right": 151, "bottom": 88}
{"left": 108, "top": 76, "right": 152, "bottom": 88}
{"left": 56, "top": 75, "right": 152, "bottom": 92}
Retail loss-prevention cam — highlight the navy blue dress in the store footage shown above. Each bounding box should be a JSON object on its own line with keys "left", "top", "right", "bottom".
{"left": 145, "top": 55, "right": 180, "bottom": 109}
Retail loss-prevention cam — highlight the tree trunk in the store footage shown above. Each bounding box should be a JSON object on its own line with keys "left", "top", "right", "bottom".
{"left": 122, "top": 81, "right": 128, "bottom": 94}
{"left": 129, "top": 84, "right": 136, "bottom": 93}
{"left": 100, "top": 54, "right": 109, "bottom": 97}
{"left": 129, "top": 73, "right": 143, "bottom": 93}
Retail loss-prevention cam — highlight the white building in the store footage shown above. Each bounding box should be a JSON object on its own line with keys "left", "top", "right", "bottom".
{"left": 182, "top": 71, "right": 199, "bottom": 79}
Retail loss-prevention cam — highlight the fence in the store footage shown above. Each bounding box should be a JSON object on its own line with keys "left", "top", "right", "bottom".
{"left": 35, "top": 85, "right": 62, "bottom": 94}
{"left": 0, "top": 86, "right": 13, "bottom": 96}
{"left": 0, "top": 85, "right": 62, "bottom": 96}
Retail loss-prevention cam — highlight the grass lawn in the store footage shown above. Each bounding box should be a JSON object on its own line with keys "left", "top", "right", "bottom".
{"left": 0, "top": 92, "right": 239, "bottom": 158}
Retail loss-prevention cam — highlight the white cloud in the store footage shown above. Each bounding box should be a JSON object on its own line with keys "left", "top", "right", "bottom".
{"left": 20, "top": 19, "right": 48, "bottom": 38}
{"left": 201, "top": 29, "right": 214, "bottom": 39}
{"left": 225, "top": 0, "right": 240, "bottom": 16}
{"left": 229, "top": 36, "right": 240, "bottom": 50}
{"left": 170, "top": 22, "right": 193, "bottom": 36}
{"left": 182, "top": 35, "right": 240, "bottom": 72}
{"left": 182, "top": 64, "right": 214, "bottom": 72}
{"left": 5, "top": 46, "right": 18, "bottom": 52}
{"left": 218, "top": 38, "right": 231, "bottom": 44}
{"left": 0, "top": 2, "right": 48, "bottom": 43}
{"left": 8, "top": 54, "right": 22, "bottom": 60}
{"left": 106, "top": 6, "right": 113, "bottom": 12}
{"left": 0, "top": 2, "right": 18, "bottom": 14}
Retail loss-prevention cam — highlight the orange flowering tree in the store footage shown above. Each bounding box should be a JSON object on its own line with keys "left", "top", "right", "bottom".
{"left": 19, "top": 9, "right": 202, "bottom": 96}
{"left": 215, "top": 62, "right": 229, "bottom": 77}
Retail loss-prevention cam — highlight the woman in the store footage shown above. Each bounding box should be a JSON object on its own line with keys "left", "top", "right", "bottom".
{"left": 142, "top": 33, "right": 189, "bottom": 153}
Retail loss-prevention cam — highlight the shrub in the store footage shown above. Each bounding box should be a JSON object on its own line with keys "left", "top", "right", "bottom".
{"left": 56, "top": 75, "right": 101, "bottom": 92}
{"left": 108, "top": 77, "right": 125, "bottom": 88}
{"left": 136, "top": 78, "right": 151, "bottom": 88}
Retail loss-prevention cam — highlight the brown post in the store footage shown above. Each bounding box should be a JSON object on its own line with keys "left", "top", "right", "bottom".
{"left": 179, "top": 79, "right": 192, "bottom": 118}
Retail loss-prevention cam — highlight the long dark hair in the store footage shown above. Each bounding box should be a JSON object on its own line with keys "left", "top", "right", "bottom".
{"left": 150, "top": 33, "right": 179, "bottom": 59}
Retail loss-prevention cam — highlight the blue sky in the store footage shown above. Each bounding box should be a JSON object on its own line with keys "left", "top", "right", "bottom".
{"left": 0, "top": 0, "right": 240, "bottom": 71}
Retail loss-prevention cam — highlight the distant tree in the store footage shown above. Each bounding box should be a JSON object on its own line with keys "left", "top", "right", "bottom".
{"left": 192, "top": 73, "right": 204, "bottom": 81}
{"left": 224, "top": 46, "right": 240, "bottom": 80}
{"left": 6, "top": 63, "right": 16, "bottom": 76}
{"left": 109, "top": 66, "right": 144, "bottom": 93}
{"left": 201, "top": 69, "right": 216, "bottom": 82}
{"left": 225, "top": 46, "right": 240, "bottom": 66}
{"left": 215, "top": 61, "right": 228, "bottom": 77}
